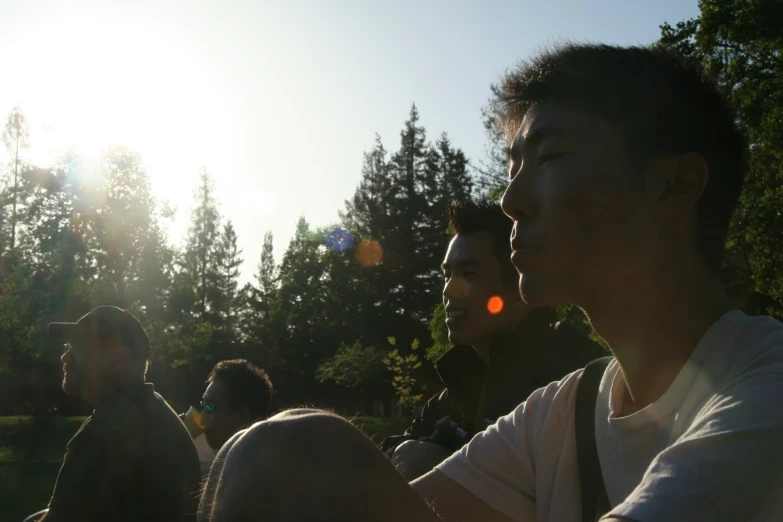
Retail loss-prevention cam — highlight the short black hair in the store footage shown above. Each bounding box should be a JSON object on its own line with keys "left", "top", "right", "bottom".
{"left": 208, "top": 359, "right": 273, "bottom": 420}
{"left": 496, "top": 43, "right": 746, "bottom": 273}
{"left": 448, "top": 199, "right": 516, "bottom": 284}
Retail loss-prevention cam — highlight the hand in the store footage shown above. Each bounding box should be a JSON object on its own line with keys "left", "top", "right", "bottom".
{"left": 391, "top": 440, "right": 452, "bottom": 481}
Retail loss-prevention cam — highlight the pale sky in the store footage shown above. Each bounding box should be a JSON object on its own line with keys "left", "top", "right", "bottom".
{"left": 0, "top": 0, "right": 699, "bottom": 283}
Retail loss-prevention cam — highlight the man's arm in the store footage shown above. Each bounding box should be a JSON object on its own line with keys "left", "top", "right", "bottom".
{"left": 413, "top": 470, "right": 520, "bottom": 522}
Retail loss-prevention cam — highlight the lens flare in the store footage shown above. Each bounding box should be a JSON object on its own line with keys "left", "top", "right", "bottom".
{"left": 356, "top": 240, "right": 383, "bottom": 267}
{"left": 325, "top": 228, "right": 354, "bottom": 252}
{"left": 487, "top": 296, "right": 504, "bottom": 315}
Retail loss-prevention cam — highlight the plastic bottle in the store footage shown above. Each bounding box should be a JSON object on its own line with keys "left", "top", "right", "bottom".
{"left": 181, "top": 405, "right": 206, "bottom": 439}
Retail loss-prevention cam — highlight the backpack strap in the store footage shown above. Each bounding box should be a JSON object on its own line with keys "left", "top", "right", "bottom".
{"left": 576, "top": 356, "right": 613, "bottom": 522}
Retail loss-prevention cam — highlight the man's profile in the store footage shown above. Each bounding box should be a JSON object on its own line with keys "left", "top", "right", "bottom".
{"left": 25, "top": 306, "right": 201, "bottom": 522}
{"left": 197, "top": 44, "right": 783, "bottom": 522}
{"left": 382, "top": 199, "right": 603, "bottom": 480}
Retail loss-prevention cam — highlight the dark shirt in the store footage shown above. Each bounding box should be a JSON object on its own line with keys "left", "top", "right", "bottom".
{"left": 47, "top": 382, "right": 201, "bottom": 522}
{"left": 381, "top": 308, "right": 607, "bottom": 455}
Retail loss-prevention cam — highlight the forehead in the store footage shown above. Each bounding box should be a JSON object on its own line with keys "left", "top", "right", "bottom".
{"left": 511, "top": 101, "right": 614, "bottom": 149}
{"left": 203, "top": 380, "right": 229, "bottom": 400}
{"left": 443, "top": 232, "right": 498, "bottom": 265}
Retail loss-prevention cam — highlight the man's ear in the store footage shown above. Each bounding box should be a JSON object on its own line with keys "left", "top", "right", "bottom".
{"left": 646, "top": 152, "right": 709, "bottom": 217}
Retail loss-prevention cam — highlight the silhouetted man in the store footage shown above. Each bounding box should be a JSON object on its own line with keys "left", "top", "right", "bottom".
{"left": 25, "top": 306, "right": 201, "bottom": 522}
{"left": 381, "top": 200, "right": 603, "bottom": 480}
{"left": 197, "top": 44, "right": 783, "bottom": 522}
{"left": 181, "top": 359, "right": 273, "bottom": 475}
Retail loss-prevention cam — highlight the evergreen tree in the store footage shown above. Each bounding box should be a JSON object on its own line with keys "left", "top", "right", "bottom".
{"left": 183, "top": 167, "right": 222, "bottom": 320}
{"left": 388, "top": 104, "right": 429, "bottom": 324}
{"left": 215, "top": 220, "right": 243, "bottom": 332}
{"left": 238, "top": 230, "right": 276, "bottom": 366}
{"left": 2, "top": 106, "right": 29, "bottom": 251}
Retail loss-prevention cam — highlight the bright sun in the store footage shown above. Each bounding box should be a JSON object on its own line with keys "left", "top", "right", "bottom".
{"left": 2, "top": 6, "right": 243, "bottom": 244}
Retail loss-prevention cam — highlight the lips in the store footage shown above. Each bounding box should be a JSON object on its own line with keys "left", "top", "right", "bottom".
{"left": 446, "top": 309, "right": 465, "bottom": 319}
{"left": 510, "top": 238, "right": 543, "bottom": 268}
{"left": 445, "top": 308, "right": 465, "bottom": 325}
{"left": 510, "top": 239, "right": 543, "bottom": 251}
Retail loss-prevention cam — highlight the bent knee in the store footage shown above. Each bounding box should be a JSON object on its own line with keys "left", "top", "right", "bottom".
{"left": 266, "top": 407, "right": 335, "bottom": 422}
{"left": 240, "top": 408, "right": 360, "bottom": 451}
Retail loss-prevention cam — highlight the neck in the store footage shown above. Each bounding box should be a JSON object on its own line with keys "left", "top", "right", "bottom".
{"left": 86, "top": 376, "right": 144, "bottom": 408}
{"left": 585, "top": 259, "right": 733, "bottom": 415}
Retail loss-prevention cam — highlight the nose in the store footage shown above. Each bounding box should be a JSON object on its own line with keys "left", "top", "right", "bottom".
{"left": 61, "top": 350, "right": 71, "bottom": 364}
{"left": 501, "top": 168, "right": 535, "bottom": 222}
{"left": 443, "top": 275, "right": 468, "bottom": 302}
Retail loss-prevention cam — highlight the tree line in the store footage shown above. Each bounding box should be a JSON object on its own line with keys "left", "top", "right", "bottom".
{"left": 0, "top": 0, "right": 780, "bottom": 417}
{"left": 0, "top": 103, "right": 475, "bottom": 416}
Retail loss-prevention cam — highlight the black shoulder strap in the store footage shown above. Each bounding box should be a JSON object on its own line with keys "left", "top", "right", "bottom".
{"left": 576, "top": 356, "right": 613, "bottom": 522}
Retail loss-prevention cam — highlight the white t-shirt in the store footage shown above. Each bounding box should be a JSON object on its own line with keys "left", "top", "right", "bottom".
{"left": 436, "top": 310, "right": 783, "bottom": 521}
{"left": 193, "top": 433, "right": 217, "bottom": 476}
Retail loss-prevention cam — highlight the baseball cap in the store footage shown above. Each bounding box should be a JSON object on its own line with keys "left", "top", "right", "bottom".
{"left": 48, "top": 306, "right": 151, "bottom": 361}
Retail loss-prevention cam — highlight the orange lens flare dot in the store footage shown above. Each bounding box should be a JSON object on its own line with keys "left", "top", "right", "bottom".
{"left": 487, "top": 296, "right": 504, "bottom": 315}
{"left": 356, "top": 240, "right": 384, "bottom": 267}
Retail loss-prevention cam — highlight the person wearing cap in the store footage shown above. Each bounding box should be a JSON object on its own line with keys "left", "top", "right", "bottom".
{"left": 23, "top": 306, "right": 201, "bottom": 522}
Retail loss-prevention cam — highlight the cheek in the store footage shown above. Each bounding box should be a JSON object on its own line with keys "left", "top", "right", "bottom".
{"left": 547, "top": 174, "right": 641, "bottom": 257}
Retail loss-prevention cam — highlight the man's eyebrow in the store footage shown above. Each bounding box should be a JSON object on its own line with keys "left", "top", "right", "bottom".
{"left": 522, "top": 125, "right": 564, "bottom": 143}
{"left": 441, "top": 260, "right": 480, "bottom": 271}
{"left": 511, "top": 125, "right": 565, "bottom": 156}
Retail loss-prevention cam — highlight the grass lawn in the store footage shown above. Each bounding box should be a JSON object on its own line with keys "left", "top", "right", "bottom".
{"left": 0, "top": 414, "right": 410, "bottom": 521}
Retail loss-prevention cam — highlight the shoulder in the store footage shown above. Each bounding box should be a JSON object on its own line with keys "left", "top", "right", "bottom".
{"left": 718, "top": 312, "right": 783, "bottom": 385}
{"left": 735, "top": 313, "right": 783, "bottom": 355}
{"left": 500, "top": 368, "right": 584, "bottom": 449}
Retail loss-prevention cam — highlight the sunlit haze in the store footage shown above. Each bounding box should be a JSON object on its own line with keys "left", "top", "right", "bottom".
{"left": 0, "top": 0, "right": 699, "bottom": 282}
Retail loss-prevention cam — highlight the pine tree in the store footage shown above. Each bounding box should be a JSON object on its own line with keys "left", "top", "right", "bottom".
{"left": 388, "top": 104, "right": 429, "bottom": 324}
{"left": 2, "top": 106, "right": 29, "bottom": 251}
{"left": 341, "top": 134, "right": 395, "bottom": 242}
{"left": 257, "top": 230, "right": 276, "bottom": 302}
{"left": 183, "top": 167, "right": 222, "bottom": 320}
{"left": 89, "top": 146, "right": 171, "bottom": 308}
{"left": 340, "top": 106, "right": 474, "bottom": 351}
{"left": 215, "top": 220, "right": 243, "bottom": 331}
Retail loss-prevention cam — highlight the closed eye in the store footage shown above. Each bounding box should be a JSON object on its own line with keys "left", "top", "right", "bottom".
{"left": 539, "top": 153, "right": 565, "bottom": 166}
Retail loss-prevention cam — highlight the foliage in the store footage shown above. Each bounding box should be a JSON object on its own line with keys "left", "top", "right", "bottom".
{"left": 659, "top": 0, "right": 783, "bottom": 317}
{"left": 316, "top": 340, "right": 389, "bottom": 392}
{"left": 426, "top": 303, "right": 451, "bottom": 362}
{"left": 384, "top": 336, "right": 425, "bottom": 410}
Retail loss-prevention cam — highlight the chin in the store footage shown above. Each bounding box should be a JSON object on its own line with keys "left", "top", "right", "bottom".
{"left": 519, "top": 274, "right": 560, "bottom": 307}
{"left": 448, "top": 332, "right": 478, "bottom": 348}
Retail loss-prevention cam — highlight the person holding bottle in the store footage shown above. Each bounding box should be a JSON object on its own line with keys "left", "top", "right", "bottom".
{"left": 180, "top": 359, "right": 274, "bottom": 475}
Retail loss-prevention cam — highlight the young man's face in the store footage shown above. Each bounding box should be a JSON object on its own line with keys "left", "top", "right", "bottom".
{"left": 441, "top": 231, "right": 525, "bottom": 347}
{"left": 501, "top": 102, "right": 655, "bottom": 308}
{"left": 201, "top": 380, "right": 249, "bottom": 451}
